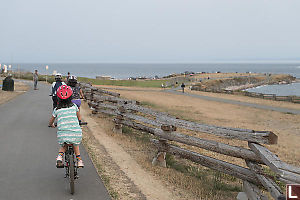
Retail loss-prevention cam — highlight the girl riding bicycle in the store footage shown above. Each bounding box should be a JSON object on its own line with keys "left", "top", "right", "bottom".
{"left": 48, "top": 85, "right": 84, "bottom": 168}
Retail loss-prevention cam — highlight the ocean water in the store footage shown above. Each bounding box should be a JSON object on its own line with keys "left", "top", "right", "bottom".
{"left": 246, "top": 82, "right": 300, "bottom": 96}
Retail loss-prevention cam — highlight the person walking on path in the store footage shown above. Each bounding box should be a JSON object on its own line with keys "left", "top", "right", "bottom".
{"left": 181, "top": 82, "right": 185, "bottom": 93}
{"left": 66, "top": 72, "right": 71, "bottom": 84}
{"left": 33, "top": 70, "right": 38, "bottom": 90}
{"left": 50, "top": 73, "right": 66, "bottom": 109}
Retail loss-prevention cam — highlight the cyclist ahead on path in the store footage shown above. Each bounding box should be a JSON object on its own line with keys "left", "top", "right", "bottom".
{"left": 67, "top": 75, "right": 84, "bottom": 111}
{"left": 48, "top": 85, "right": 84, "bottom": 168}
{"left": 50, "top": 73, "right": 66, "bottom": 109}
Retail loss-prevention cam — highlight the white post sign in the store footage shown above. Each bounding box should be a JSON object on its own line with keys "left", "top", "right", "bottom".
{"left": 45, "top": 65, "right": 49, "bottom": 82}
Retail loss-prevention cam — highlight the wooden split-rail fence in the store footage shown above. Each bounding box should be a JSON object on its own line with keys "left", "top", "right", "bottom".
{"left": 80, "top": 82, "right": 300, "bottom": 200}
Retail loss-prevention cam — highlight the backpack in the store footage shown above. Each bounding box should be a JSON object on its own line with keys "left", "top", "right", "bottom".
{"left": 52, "top": 81, "right": 63, "bottom": 96}
{"left": 70, "top": 85, "right": 81, "bottom": 99}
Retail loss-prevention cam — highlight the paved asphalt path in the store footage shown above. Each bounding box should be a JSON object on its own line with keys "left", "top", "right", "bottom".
{"left": 166, "top": 87, "right": 300, "bottom": 115}
{"left": 0, "top": 81, "right": 110, "bottom": 200}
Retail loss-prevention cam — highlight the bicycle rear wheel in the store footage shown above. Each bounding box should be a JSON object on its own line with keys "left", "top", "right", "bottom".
{"left": 69, "top": 155, "right": 75, "bottom": 194}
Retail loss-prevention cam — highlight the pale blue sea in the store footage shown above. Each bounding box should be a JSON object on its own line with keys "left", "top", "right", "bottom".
{"left": 5, "top": 62, "right": 300, "bottom": 96}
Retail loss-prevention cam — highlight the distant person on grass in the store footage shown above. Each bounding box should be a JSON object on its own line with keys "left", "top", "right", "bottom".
{"left": 181, "top": 82, "right": 185, "bottom": 93}
{"left": 33, "top": 70, "right": 38, "bottom": 90}
{"left": 50, "top": 73, "right": 66, "bottom": 109}
{"left": 48, "top": 85, "right": 84, "bottom": 168}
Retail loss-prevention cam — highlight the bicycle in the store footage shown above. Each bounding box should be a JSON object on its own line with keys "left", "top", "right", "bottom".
{"left": 49, "top": 121, "right": 87, "bottom": 194}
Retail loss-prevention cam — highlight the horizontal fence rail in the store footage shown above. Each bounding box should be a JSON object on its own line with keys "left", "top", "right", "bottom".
{"left": 80, "top": 82, "right": 300, "bottom": 200}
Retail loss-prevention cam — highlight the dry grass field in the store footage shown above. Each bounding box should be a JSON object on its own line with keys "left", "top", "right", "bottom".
{"left": 82, "top": 84, "right": 300, "bottom": 199}
{"left": 105, "top": 86, "right": 300, "bottom": 166}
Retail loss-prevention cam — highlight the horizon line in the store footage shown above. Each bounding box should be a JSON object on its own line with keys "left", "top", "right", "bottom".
{"left": 2, "top": 60, "right": 300, "bottom": 64}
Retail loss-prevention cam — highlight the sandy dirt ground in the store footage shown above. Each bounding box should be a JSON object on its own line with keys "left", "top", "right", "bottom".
{"left": 0, "top": 81, "right": 29, "bottom": 105}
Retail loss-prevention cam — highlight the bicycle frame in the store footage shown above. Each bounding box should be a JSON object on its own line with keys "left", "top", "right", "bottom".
{"left": 64, "top": 144, "right": 78, "bottom": 179}
{"left": 64, "top": 144, "right": 78, "bottom": 194}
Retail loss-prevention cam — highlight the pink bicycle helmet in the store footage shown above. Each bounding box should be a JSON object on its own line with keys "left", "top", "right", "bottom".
{"left": 57, "top": 85, "right": 73, "bottom": 100}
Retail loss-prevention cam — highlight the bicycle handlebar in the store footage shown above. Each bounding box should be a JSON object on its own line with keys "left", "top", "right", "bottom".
{"left": 48, "top": 121, "right": 88, "bottom": 127}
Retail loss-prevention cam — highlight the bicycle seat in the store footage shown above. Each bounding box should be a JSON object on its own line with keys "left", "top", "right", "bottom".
{"left": 63, "top": 142, "right": 74, "bottom": 147}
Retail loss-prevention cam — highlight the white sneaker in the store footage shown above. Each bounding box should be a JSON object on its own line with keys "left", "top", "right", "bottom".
{"left": 77, "top": 160, "right": 84, "bottom": 168}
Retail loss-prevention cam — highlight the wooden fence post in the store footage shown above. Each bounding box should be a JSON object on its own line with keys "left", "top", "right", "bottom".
{"left": 152, "top": 125, "right": 175, "bottom": 168}
{"left": 113, "top": 106, "right": 127, "bottom": 134}
{"left": 113, "top": 114, "right": 123, "bottom": 134}
{"left": 152, "top": 139, "right": 168, "bottom": 168}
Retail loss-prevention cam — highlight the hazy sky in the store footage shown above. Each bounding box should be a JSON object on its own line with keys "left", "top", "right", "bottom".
{"left": 1, "top": 0, "right": 300, "bottom": 62}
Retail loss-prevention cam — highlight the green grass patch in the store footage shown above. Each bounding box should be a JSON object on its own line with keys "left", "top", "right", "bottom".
{"left": 122, "top": 126, "right": 133, "bottom": 134}
{"left": 263, "top": 166, "right": 285, "bottom": 191}
{"left": 9, "top": 71, "right": 168, "bottom": 88}
{"left": 284, "top": 112, "right": 296, "bottom": 115}
{"left": 139, "top": 101, "right": 159, "bottom": 108}
{"left": 212, "top": 172, "right": 241, "bottom": 193}
{"left": 122, "top": 126, "right": 153, "bottom": 143}
{"left": 166, "top": 153, "right": 242, "bottom": 194}
{"left": 78, "top": 77, "right": 168, "bottom": 88}
{"left": 11, "top": 72, "right": 55, "bottom": 84}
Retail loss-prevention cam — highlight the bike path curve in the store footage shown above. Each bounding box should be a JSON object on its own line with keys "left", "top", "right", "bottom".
{"left": 0, "top": 81, "right": 111, "bottom": 200}
{"left": 166, "top": 87, "right": 300, "bottom": 115}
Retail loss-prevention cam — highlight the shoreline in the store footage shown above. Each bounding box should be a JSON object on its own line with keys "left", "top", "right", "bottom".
{"left": 5, "top": 71, "right": 299, "bottom": 97}
{"left": 5, "top": 62, "right": 300, "bottom": 80}
{"left": 191, "top": 73, "right": 298, "bottom": 95}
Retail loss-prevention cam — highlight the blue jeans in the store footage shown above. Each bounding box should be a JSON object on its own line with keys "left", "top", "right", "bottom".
{"left": 34, "top": 80, "right": 38, "bottom": 89}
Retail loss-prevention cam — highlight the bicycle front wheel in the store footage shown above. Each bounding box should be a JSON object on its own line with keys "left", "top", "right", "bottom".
{"left": 69, "top": 155, "right": 75, "bottom": 194}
